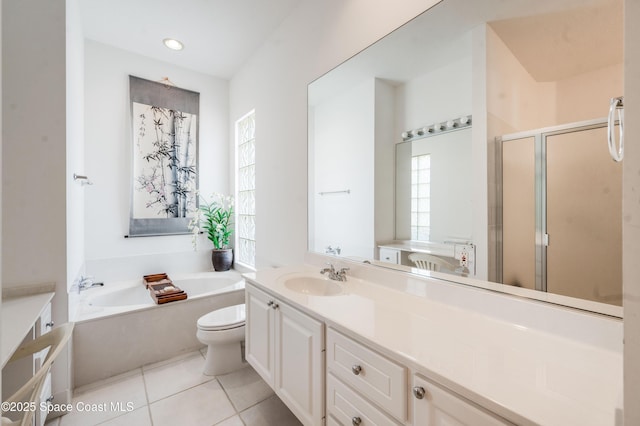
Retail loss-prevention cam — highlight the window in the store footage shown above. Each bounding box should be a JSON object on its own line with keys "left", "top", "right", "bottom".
{"left": 411, "top": 154, "right": 430, "bottom": 241}
{"left": 236, "top": 110, "right": 256, "bottom": 267}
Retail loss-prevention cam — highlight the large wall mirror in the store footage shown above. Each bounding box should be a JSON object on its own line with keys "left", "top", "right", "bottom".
{"left": 308, "top": 0, "right": 623, "bottom": 316}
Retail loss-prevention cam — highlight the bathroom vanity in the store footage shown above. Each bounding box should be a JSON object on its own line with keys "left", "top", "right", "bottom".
{"left": 2, "top": 290, "right": 55, "bottom": 426}
{"left": 244, "top": 258, "right": 622, "bottom": 426}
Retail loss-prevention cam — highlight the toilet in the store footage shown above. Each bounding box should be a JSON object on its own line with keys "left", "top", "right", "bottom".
{"left": 196, "top": 303, "right": 246, "bottom": 376}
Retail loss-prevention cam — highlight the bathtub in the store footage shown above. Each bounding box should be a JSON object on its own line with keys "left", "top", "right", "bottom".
{"left": 71, "top": 270, "right": 245, "bottom": 387}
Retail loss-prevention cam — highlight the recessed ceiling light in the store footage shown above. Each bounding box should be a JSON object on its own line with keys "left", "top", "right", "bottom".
{"left": 163, "top": 38, "right": 184, "bottom": 51}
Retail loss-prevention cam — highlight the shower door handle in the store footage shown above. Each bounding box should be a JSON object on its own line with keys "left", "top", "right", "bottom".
{"left": 608, "top": 96, "right": 624, "bottom": 162}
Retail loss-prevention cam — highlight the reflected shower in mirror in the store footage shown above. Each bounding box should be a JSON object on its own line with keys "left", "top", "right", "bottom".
{"left": 308, "top": 0, "right": 623, "bottom": 314}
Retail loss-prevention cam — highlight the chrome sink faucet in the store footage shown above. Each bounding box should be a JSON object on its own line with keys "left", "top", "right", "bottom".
{"left": 320, "top": 263, "right": 349, "bottom": 282}
{"left": 76, "top": 275, "right": 104, "bottom": 293}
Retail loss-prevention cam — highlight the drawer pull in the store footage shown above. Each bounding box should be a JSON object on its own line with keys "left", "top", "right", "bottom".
{"left": 351, "top": 416, "right": 362, "bottom": 426}
{"left": 267, "top": 300, "right": 274, "bottom": 307}
{"left": 45, "top": 395, "right": 54, "bottom": 403}
{"left": 272, "top": 303, "right": 279, "bottom": 310}
{"left": 413, "top": 386, "right": 426, "bottom": 399}
{"left": 351, "top": 365, "right": 362, "bottom": 375}
{"left": 45, "top": 322, "right": 54, "bottom": 328}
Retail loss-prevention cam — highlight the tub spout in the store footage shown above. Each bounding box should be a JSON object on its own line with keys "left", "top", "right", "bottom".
{"left": 75, "top": 276, "right": 104, "bottom": 293}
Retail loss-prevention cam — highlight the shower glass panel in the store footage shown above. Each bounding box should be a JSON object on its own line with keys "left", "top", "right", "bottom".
{"left": 502, "top": 136, "right": 536, "bottom": 290}
{"left": 546, "top": 126, "right": 622, "bottom": 305}
{"left": 499, "top": 120, "right": 622, "bottom": 306}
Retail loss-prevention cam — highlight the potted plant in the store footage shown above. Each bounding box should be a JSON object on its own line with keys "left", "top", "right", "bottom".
{"left": 190, "top": 193, "right": 234, "bottom": 271}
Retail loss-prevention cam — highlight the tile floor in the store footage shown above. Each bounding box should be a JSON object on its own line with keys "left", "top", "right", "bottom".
{"left": 45, "top": 349, "right": 302, "bottom": 426}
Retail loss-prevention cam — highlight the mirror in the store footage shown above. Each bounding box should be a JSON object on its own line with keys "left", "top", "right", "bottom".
{"left": 308, "top": 0, "right": 623, "bottom": 315}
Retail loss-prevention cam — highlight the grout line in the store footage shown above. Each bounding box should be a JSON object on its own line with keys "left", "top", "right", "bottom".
{"left": 140, "top": 367, "right": 154, "bottom": 425}
{"left": 237, "top": 393, "right": 278, "bottom": 417}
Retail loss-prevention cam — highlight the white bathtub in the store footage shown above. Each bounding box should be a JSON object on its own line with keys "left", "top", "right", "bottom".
{"left": 71, "top": 270, "right": 245, "bottom": 387}
{"left": 71, "top": 271, "right": 244, "bottom": 321}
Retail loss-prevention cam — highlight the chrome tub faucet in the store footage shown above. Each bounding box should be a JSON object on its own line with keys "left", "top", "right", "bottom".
{"left": 75, "top": 275, "right": 104, "bottom": 293}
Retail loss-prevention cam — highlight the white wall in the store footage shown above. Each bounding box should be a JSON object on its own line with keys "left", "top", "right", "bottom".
{"left": 486, "top": 25, "right": 556, "bottom": 134}
{"left": 84, "top": 41, "right": 229, "bottom": 279}
{"left": 555, "top": 62, "right": 623, "bottom": 123}
{"left": 2, "top": 0, "right": 71, "bottom": 404}
{"left": 230, "top": 0, "right": 441, "bottom": 269}
{"left": 624, "top": 0, "right": 640, "bottom": 422}
{"left": 310, "top": 79, "right": 375, "bottom": 258}
{"left": 66, "top": 0, "right": 84, "bottom": 289}
{"left": 0, "top": 0, "right": 4, "bottom": 396}
{"left": 398, "top": 37, "right": 472, "bottom": 132}
{"left": 373, "top": 78, "right": 396, "bottom": 247}
{"left": 395, "top": 51, "right": 473, "bottom": 244}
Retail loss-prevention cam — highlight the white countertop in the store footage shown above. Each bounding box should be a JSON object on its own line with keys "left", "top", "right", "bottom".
{"left": 244, "top": 264, "right": 622, "bottom": 426}
{"left": 2, "top": 292, "right": 55, "bottom": 368}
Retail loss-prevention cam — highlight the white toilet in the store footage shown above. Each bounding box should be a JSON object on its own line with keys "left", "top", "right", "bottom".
{"left": 196, "top": 303, "right": 246, "bottom": 376}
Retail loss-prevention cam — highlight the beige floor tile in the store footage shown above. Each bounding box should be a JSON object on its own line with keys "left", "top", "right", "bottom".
{"left": 59, "top": 372, "right": 147, "bottom": 426}
{"left": 142, "top": 350, "right": 204, "bottom": 372}
{"left": 150, "top": 380, "right": 236, "bottom": 426}
{"left": 215, "top": 415, "right": 245, "bottom": 426}
{"left": 98, "top": 407, "right": 152, "bottom": 426}
{"left": 240, "top": 395, "right": 302, "bottom": 426}
{"left": 143, "top": 351, "right": 213, "bottom": 402}
{"left": 73, "top": 368, "right": 142, "bottom": 394}
{"left": 218, "top": 366, "right": 274, "bottom": 412}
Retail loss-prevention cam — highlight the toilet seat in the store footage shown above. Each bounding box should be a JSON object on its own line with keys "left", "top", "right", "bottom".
{"left": 197, "top": 304, "right": 246, "bottom": 331}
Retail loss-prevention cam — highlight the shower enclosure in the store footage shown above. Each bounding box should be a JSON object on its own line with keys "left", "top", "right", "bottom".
{"left": 496, "top": 119, "right": 622, "bottom": 305}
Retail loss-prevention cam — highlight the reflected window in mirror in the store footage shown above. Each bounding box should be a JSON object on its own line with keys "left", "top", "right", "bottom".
{"left": 411, "top": 154, "right": 431, "bottom": 242}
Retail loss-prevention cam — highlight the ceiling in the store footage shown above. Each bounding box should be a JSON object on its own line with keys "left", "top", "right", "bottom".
{"left": 79, "top": 0, "right": 303, "bottom": 79}
{"left": 309, "top": 0, "right": 623, "bottom": 105}
{"left": 490, "top": 0, "right": 623, "bottom": 82}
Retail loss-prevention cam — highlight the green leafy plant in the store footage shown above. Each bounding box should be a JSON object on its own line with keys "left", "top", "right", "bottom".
{"left": 190, "top": 194, "right": 234, "bottom": 250}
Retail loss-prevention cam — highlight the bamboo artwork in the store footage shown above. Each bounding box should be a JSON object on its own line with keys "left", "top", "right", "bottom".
{"left": 128, "top": 75, "right": 200, "bottom": 237}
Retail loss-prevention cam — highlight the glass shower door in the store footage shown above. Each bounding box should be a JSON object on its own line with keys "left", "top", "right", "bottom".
{"left": 499, "top": 121, "right": 622, "bottom": 306}
{"left": 501, "top": 136, "right": 536, "bottom": 290}
{"left": 546, "top": 126, "right": 622, "bottom": 305}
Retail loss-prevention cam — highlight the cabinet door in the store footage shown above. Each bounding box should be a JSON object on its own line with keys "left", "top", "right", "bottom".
{"left": 276, "top": 302, "right": 325, "bottom": 426}
{"left": 245, "top": 285, "right": 276, "bottom": 386}
{"left": 412, "top": 375, "right": 511, "bottom": 426}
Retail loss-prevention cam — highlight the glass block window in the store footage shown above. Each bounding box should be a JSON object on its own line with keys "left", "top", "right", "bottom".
{"left": 411, "top": 154, "right": 431, "bottom": 241}
{"left": 236, "top": 111, "right": 256, "bottom": 267}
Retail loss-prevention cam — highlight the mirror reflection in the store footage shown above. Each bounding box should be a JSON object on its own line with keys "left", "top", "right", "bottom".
{"left": 308, "top": 0, "right": 623, "bottom": 310}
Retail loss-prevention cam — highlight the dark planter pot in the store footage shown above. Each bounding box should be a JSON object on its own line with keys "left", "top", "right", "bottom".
{"left": 211, "top": 248, "right": 233, "bottom": 271}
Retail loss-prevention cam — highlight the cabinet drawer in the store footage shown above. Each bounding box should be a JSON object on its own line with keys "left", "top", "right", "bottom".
{"left": 412, "top": 374, "right": 512, "bottom": 425}
{"left": 327, "top": 373, "right": 402, "bottom": 426}
{"left": 327, "top": 328, "right": 406, "bottom": 421}
{"left": 379, "top": 248, "right": 399, "bottom": 264}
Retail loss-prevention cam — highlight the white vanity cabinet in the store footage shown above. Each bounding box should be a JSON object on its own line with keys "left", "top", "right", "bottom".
{"left": 2, "top": 298, "right": 54, "bottom": 426}
{"left": 245, "top": 283, "right": 325, "bottom": 426}
{"left": 378, "top": 247, "right": 400, "bottom": 264}
{"left": 35, "top": 303, "right": 54, "bottom": 426}
{"left": 411, "top": 375, "right": 512, "bottom": 426}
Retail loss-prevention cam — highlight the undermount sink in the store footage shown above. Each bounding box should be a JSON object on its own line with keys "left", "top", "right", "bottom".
{"left": 284, "top": 276, "right": 343, "bottom": 296}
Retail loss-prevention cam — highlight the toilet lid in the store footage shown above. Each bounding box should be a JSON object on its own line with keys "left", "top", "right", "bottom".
{"left": 198, "top": 304, "right": 246, "bottom": 331}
